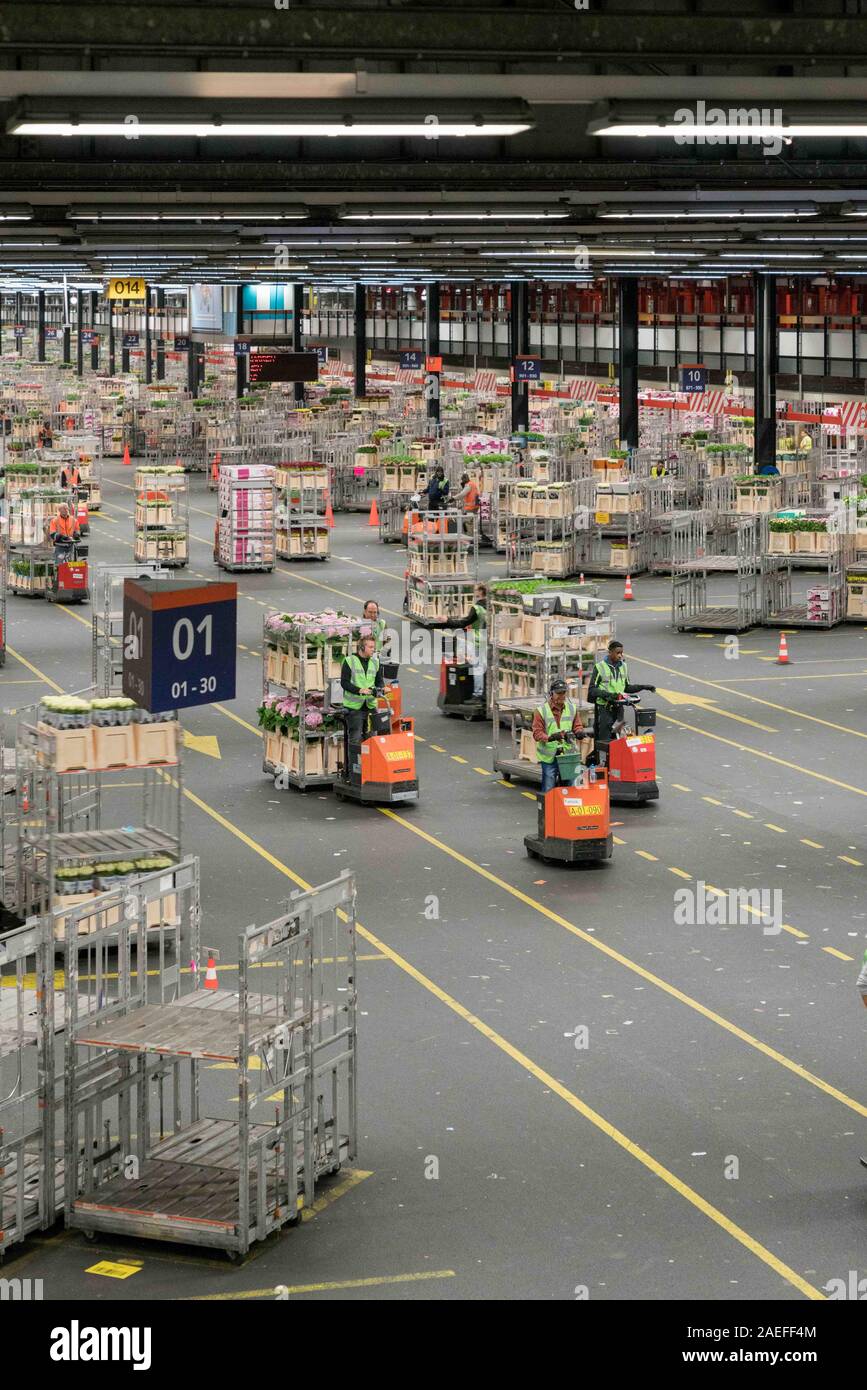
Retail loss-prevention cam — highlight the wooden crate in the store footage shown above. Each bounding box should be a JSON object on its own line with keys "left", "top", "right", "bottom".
{"left": 91, "top": 724, "right": 137, "bottom": 771}
{"left": 133, "top": 720, "right": 178, "bottom": 766}
{"left": 38, "top": 722, "right": 92, "bottom": 773}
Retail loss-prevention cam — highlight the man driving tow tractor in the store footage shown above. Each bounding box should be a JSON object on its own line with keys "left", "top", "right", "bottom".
{"left": 46, "top": 501, "right": 81, "bottom": 559}
{"left": 588, "top": 639, "right": 655, "bottom": 765}
{"left": 340, "top": 633, "right": 385, "bottom": 748}
{"left": 532, "top": 678, "right": 589, "bottom": 794}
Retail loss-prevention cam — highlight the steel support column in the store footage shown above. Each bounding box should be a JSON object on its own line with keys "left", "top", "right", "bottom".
{"left": 76, "top": 289, "right": 83, "bottom": 375}
{"left": 753, "top": 272, "right": 777, "bottom": 467}
{"left": 90, "top": 290, "right": 99, "bottom": 371}
{"left": 510, "top": 280, "right": 529, "bottom": 433}
{"left": 426, "top": 281, "right": 441, "bottom": 426}
{"left": 37, "top": 289, "right": 45, "bottom": 362}
{"left": 292, "top": 283, "right": 305, "bottom": 404}
{"left": 144, "top": 286, "right": 153, "bottom": 384}
{"left": 354, "top": 284, "right": 367, "bottom": 398}
{"left": 618, "top": 278, "right": 639, "bottom": 451}
{"left": 155, "top": 287, "right": 166, "bottom": 381}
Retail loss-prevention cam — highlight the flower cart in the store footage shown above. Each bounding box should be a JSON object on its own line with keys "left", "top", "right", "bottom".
{"left": 276, "top": 460, "right": 331, "bottom": 561}
{"left": 134, "top": 465, "right": 189, "bottom": 567}
{"left": 217, "top": 464, "right": 276, "bottom": 571}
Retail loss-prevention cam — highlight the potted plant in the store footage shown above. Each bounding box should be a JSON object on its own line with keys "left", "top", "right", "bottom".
{"left": 91, "top": 696, "right": 137, "bottom": 727}
{"left": 40, "top": 695, "right": 92, "bottom": 729}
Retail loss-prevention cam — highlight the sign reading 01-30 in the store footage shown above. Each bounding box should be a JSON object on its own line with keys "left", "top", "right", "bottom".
{"left": 122, "top": 577, "right": 237, "bottom": 713}
{"left": 107, "top": 277, "right": 147, "bottom": 301}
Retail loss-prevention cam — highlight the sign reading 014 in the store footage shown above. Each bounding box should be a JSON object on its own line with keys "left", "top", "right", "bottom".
{"left": 107, "top": 277, "right": 146, "bottom": 301}
{"left": 122, "top": 577, "right": 237, "bottom": 712}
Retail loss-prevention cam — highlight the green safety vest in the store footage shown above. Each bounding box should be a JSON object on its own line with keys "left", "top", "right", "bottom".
{"left": 593, "top": 659, "right": 628, "bottom": 703}
{"left": 536, "top": 699, "right": 576, "bottom": 762}
{"left": 471, "top": 603, "right": 487, "bottom": 632}
{"left": 369, "top": 616, "right": 387, "bottom": 651}
{"left": 344, "top": 653, "right": 380, "bottom": 710}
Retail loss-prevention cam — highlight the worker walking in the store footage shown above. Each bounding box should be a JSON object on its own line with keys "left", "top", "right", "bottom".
{"left": 532, "top": 678, "right": 588, "bottom": 794}
{"left": 457, "top": 471, "right": 480, "bottom": 515}
{"left": 362, "top": 598, "right": 388, "bottom": 654}
{"left": 588, "top": 639, "right": 655, "bottom": 766}
{"left": 442, "top": 581, "right": 488, "bottom": 701}
{"left": 425, "top": 466, "right": 450, "bottom": 511}
{"left": 341, "top": 633, "right": 384, "bottom": 751}
{"left": 60, "top": 459, "right": 81, "bottom": 491}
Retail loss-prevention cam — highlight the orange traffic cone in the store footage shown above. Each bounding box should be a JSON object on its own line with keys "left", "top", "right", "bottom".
{"left": 122, "top": 443, "right": 131, "bottom": 467}
{"left": 579, "top": 572, "right": 585, "bottom": 585}
{"left": 368, "top": 497, "right": 379, "bottom": 527}
{"left": 776, "top": 633, "right": 791, "bottom": 665}
{"left": 324, "top": 493, "right": 334, "bottom": 528}
{"left": 211, "top": 450, "right": 221, "bottom": 484}
{"left": 203, "top": 957, "right": 219, "bottom": 991}
{"left": 623, "top": 573, "right": 634, "bottom": 601}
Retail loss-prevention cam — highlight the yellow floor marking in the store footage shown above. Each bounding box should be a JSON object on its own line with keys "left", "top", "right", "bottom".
{"left": 378, "top": 807, "right": 861, "bottom": 1127}
{"left": 671, "top": 782, "right": 691, "bottom": 792}
{"left": 51, "top": 602, "right": 91, "bottom": 629}
{"left": 332, "top": 553, "right": 408, "bottom": 583}
{"left": 731, "top": 809, "right": 753, "bottom": 819}
{"left": 637, "top": 653, "right": 867, "bottom": 744}
{"left": 473, "top": 766, "right": 491, "bottom": 775}
{"left": 39, "top": 667, "right": 829, "bottom": 1296}
{"left": 190, "top": 1267, "right": 455, "bottom": 1301}
{"left": 823, "top": 947, "right": 855, "bottom": 962}
{"left": 704, "top": 885, "right": 726, "bottom": 897}
{"left": 522, "top": 790, "right": 537, "bottom": 800}
{"left": 181, "top": 730, "right": 221, "bottom": 759}
{"left": 801, "top": 838, "right": 824, "bottom": 849}
{"left": 657, "top": 712, "right": 867, "bottom": 801}
{"left": 430, "top": 744, "right": 446, "bottom": 753}
{"left": 656, "top": 688, "right": 777, "bottom": 733}
{"left": 783, "top": 925, "right": 809, "bottom": 941}
{"left": 86, "top": 1260, "right": 142, "bottom": 1279}
{"left": 6, "top": 646, "right": 63, "bottom": 692}
{"left": 213, "top": 704, "right": 263, "bottom": 738}
{"left": 613, "top": 834, "right": 626, "bottom": 845}
{"left": 298, "top": 1166, "right": 373, "bottom": 1225}
{"left": 702, "top": 796, "right": 723, "bottom": 806}
{"left": 838, "top": 855, "right": 863, "bottom": 867}
{"left": 714, "top": 671, "right": 867, "bottom": 682}
{"left": 497, "top": 780, "right": 516, "bottom": 788}
{"left": 414, "top": 734, "right": 426, "bottom": 742}
{"left": 0, "top": 678, "right": 44, "bottom": 684}
{"left": 764, "top": 823, "right": 786, "bottom": 834}
{"left": 406, "top": 665, "right": 418, "bottom": 672}
{"left": 635, "top": 849, "right": 658, "bottom": 861}
{"left": 668, "top": 867, "right": 692, "bottom": 880}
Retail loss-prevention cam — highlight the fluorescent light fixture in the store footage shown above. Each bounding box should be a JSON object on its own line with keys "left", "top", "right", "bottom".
{"left": 340, "top": 207, "right": 569, "bottom": 222}
{"left": 0, "top": 205, "right": 34, "bottom": 221}
{"left": 70, "top": 204, "right": 309, "bottom": 222}
{"left": 589, "top": 106, "right": 867, "bottom": 140}
{"left": 11, "top": 99, "right": 533, "bottom": 139}
{"left": 598, "top": 205, "right": 817, "bottom": 220}
{"left": 718, "top": 251, "right": 821, "bottom": 259}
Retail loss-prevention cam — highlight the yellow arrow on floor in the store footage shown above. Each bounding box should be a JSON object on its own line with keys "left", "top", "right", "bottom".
{"left": 655, "top": 688, "right": 777, "bottom": 734}
{"left": 181, "top": 730, "right": 222, "bottom": 759}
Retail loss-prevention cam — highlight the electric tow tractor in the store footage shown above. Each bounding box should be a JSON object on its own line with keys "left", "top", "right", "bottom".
{"left": 605, "top": 693, "right": 658, "bottom": 805}
{"left": 437, "top": 634, "right": 487, "bottom": 721}
{"left": 333, "top": 693, "right": 419, "bottom": 806}
{"left": 524, "top": 740, "right": 613, "bottom": 866}
{"left": 46, "top": 540, "right": 89, "bottom": 604}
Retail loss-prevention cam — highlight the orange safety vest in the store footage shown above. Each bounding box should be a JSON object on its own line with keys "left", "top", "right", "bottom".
{"left": 63, "top": 466, "right": 81, "bottom": 488}
{"left": 50, "top": 513, "right": 77, "bottom": 539}
{"left": 463, "top": 480, "right": 480, "bottom": 512}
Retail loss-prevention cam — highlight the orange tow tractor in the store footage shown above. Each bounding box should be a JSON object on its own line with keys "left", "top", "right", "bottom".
{"left": 334, "top": 695, "right": 419, "bottom": 806}
{"left": 605, "top": 694, "right": 658, "bottom": 806}
{"left": 524, "top": 746, "right": 613, "bottom": 866}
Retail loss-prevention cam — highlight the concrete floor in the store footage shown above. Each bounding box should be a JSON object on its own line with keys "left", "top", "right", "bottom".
{"left": 2, "top": 459, "right": 866, "bottom": 1301}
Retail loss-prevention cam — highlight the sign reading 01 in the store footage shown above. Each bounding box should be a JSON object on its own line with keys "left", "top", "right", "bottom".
{"left": 122, "top": 577, "right": 237, "bottom": 713}
{"left": 106, "top": 277, "right": 147, "bottom": 301}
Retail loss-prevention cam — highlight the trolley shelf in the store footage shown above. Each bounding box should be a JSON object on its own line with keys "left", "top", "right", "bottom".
{"left": 35, "top": 826, "right": 178, "bottom": 863}
{"left": 74, "top": 988, "right": 304, "bottom": 1063}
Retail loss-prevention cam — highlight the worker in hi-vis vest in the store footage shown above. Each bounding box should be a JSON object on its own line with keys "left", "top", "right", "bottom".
{"left": 588, "top": 638, "right": 655, "bottom": 765}
{"left": 340, "top": 633, "right": 384, "bottom": 748}
{"left": 46, "top": 501, "right": 81, "bottom": 560}
{"left": 532, "top": 678, "right": 588, "bottom": 795}
{"left": 443, "top": 581, "right": 488, "bottom": 700}
{"left": 362, "top": 598, "right": 388, "bottom": 654}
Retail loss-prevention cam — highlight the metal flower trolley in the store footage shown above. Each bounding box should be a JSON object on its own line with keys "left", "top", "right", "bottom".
{"left": 261, "top": 611, "right": 361, "bottom": 789}
{"left": 405, "top": 509, "right": 479, "bottom": 626}
{"left": 14, "top": 696, "right": 183, "bottom": 924}
{"left": 134, "top": 466, "right": 190, "bottom": 568}
{"left": 62, "top": 871, "right": 357, "bottom": 1256}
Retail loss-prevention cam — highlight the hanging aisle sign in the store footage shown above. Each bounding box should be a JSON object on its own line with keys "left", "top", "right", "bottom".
{"left": 399, "top": 349, "right": 424, "bottom": 370}
{"left": 106, "top": 277, "right": 147, "bottom": 301}
{"left": 513, "top": 356, "right": 541, "bottom": 382}
{"left": 122, "top": 578, "right": 237, "bottom": 712}
{"left": 679, "top": 363, "right": 707, "bottom": 394}
{"left": 122, "top": 332, "right": 140, "bottom": 348}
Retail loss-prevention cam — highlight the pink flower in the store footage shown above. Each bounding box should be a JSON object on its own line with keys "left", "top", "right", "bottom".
{"left": 304, "top": 709, "right": 323, "bottom": 729}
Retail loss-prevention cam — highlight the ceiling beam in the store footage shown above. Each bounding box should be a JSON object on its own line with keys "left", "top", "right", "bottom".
{"left": 3, "top": 6, "right": 867, "bottom": 63}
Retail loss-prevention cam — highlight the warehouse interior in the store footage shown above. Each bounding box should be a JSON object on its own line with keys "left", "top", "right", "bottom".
{"left": 0, "top": 1, "right": 865, "bottom": 1333}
